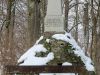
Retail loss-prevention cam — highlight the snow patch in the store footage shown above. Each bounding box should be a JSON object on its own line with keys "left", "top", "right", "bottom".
{"left": 18, "top": 44, "right": 47, "bottom": 64}
{"left": 62, "top": 62, "right": 72, "bottom": 66}
{"left": 20, "top": 52, "right": 54, "bottom": 66}
{"left": 35, "top": 36, "right": 44, "bottom": 44}
{"left": 46, "top": 39, "right": 50, "bottom": 43}
{"left": 52, "top": 32, "right": 94, "bottom": 71}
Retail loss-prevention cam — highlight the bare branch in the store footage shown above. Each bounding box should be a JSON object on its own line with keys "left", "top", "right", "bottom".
{"left": 69, "top": 2, "right": 84, "bottom": 9}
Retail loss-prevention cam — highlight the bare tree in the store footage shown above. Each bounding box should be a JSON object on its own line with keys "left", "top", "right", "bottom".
{"left": 4, "top": 0, "right": 16, "bottom": 65}
{"left": 83, "top": 3, "right": 89, "bottom": 53}
{"left": 75, "top": 0, "right": 79, "bottom": 42}
{"left": 90, "top": 0, "right": 100, "bottom": 74}
{"left": 64, "top": 0, "right": 69, "bottom": 32}
{"left": 27, "top": 0, "right": 41, "bottom": 47}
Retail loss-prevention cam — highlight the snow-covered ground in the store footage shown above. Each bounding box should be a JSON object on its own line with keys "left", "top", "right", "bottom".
{"left": 18, "top": 32, "right": 94, "bottom": 75}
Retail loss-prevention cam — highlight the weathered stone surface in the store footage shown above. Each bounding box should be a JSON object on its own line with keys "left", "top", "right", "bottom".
{"left": 36, "top": 36, "right": 84, "bottom": 66}
{"left": 44, "top": 0, "right": 64, "bottom": 32}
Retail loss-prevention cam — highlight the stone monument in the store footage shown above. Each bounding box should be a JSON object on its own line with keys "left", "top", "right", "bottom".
{"left": 44, "top": 0, "right": 64, "bottom": 32}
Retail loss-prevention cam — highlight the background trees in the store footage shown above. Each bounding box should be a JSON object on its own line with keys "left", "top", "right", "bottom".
{"left": 0, "top": 0, "right": 100, "bottom": 74}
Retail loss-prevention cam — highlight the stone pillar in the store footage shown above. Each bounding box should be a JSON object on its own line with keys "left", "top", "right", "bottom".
{"left": 44, "top": 0, "right": 64, "bottom": 32}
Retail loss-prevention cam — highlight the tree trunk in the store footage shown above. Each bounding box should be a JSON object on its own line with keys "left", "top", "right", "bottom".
{"left": 75, "top": 0, "right": 79, "bottom": 42}
{"left": 39, "top": 0, "right": 47, "bottom": 35}
{"left": 64, "top": 0, "right": 69, "bottom": 32}
{"left": 9, "top": 1, "right": 16, "bottom": 64}
{"left": 2, "top": 0, "right": 15, "bottom": 74}
{"left": 4, "top": 0, "right": 15, "bottom": 65}
{"left": 83, "top": 3, "right": 89, "bottom": 53}
{"left": 27, "top": 0, "right": 41, "bottom": 47}
{"left": 95, "top": 1, "right": 100, "bottom": 74}
{"left": 33, "top": 0, "right": 41, "bottom": 42}
{"left": 27, "top": 0, "right": 35, "bottom": 47}
{"left": 90, "top": 0, "right": 98, "bottom": 74}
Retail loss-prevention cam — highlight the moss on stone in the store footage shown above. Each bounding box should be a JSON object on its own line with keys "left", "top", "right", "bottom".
{"left": 34, "top": 35, "right": 95, "bottom": 74}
